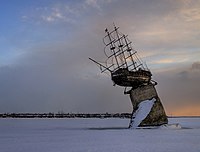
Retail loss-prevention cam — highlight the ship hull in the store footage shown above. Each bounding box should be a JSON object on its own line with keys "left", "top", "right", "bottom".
{"left": 111, "top": 68, "right": 152, "bottom": 87}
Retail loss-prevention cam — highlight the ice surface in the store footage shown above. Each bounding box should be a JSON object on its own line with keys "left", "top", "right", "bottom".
{"left": 0, "top": 118, "right": 200, "bottom": 152}
{"left": 130, "top": 98, "right": 156, "bottom": 128}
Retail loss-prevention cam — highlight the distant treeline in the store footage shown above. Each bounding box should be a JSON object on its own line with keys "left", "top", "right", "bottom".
{"left": 0, "top": 113, "right": 132, "bottom": 119}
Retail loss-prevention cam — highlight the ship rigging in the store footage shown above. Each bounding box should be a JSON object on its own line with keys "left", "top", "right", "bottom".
{"left": 89, "top": 25, "right": 156, "bottom": 90}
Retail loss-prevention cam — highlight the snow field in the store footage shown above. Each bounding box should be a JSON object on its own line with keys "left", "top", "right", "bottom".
{"left": 0, "top": 118, "right": 200, "bottom": 152}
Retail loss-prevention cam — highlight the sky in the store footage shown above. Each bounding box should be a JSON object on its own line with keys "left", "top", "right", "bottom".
{"left": 0, "top": 0, "right": 200, "bottom": 116}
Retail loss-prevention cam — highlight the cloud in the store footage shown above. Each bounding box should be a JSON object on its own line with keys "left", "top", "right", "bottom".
{"left": 85, "top": 0, "right": 101, "bottom": 9}
{"left": 155, "top": 61, "right": 200, "bottom": 115}
{"left": 23, "top": 0, "right": 115, "bottom": 24}
{"left": 22, "top": 3, "right": 83, "bottom": 24}
{"left": 1, "top": 0, "right": 200, "bottom": 115}
{"left": 191, "top": 61, "right": 200, "bottom": 71}
{"left": 84, "top": 0, "right": 114, "bottom": 10}
{"left": 0, "top": 26, "right": 131, "bottom": 113}
{"left": 153, "top": 59, "right": 174, "bottom": 64}
{"left": 39, "top": 6, "right": 75, "bottom": 23}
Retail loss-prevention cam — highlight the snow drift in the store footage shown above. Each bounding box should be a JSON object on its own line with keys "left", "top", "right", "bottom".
{"left": 129, "top": 98, "right": 156, "bottom": 128}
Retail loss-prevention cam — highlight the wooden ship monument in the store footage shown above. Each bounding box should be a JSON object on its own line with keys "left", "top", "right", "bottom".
{"left": 89, "top": 25, "right": 168, "bottom": 128}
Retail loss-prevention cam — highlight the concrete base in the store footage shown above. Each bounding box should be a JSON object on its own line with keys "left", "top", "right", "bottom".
{"left": 129, "top": 84, "right": 168, "bottom": 127}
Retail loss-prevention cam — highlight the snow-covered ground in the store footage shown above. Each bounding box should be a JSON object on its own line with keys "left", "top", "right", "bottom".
{"left": 0, "top": 118, "right": 200, "bottom": 152}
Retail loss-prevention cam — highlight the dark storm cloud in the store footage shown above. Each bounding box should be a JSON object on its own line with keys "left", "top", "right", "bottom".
{"left": 0, "top": 27, "right": 131, "bottom": 113}
{"left": 155, "top": 61, "right": 200, "bottom": 114}
{"left": 191, "top": 61, "right": 200, "bottom": 71}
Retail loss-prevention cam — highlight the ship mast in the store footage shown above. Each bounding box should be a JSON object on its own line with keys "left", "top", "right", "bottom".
{"left": 114, "top": 26, "right": 128, "bottom": 68}
{"left": 90, "top": 25, "right": 149, "bottom": 74}
{"left": 105, "top": 28, "right": 120, "bottom": 69}
{"left": 123, "top": 35, "right": 137, "bottom": 70}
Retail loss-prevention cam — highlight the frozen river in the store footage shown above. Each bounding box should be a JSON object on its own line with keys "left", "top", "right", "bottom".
{"left": 0, "top": 118, "right": 200, "bottom": 152}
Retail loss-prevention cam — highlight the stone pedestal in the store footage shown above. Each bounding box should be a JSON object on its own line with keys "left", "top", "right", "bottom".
{"left": 129, "top": 84, "right": 168, "bottom": 127}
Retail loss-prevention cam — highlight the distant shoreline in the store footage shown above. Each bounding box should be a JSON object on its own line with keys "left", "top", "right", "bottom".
{"left": 0, "top": 113, "right": 200, "bottom": 119}
{"left": 0, "top": 113, "right": 131, "bottom": 119}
